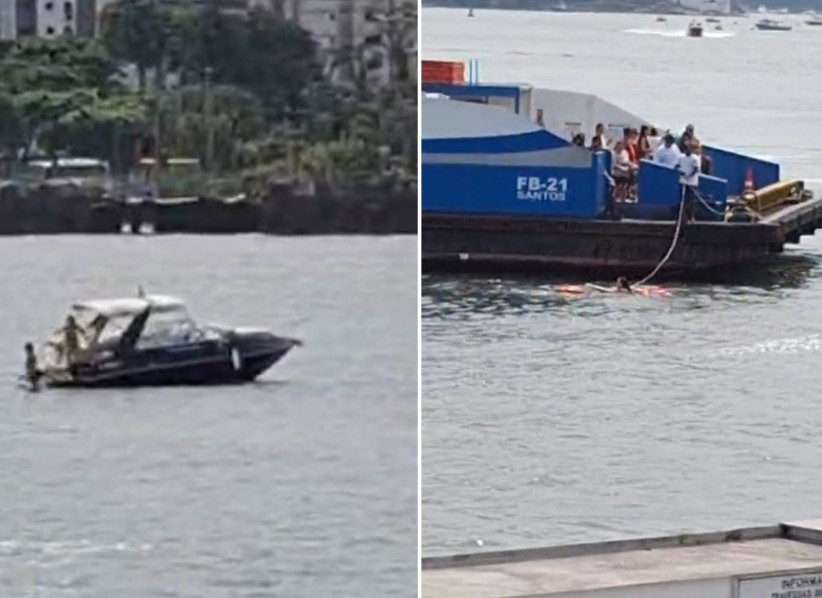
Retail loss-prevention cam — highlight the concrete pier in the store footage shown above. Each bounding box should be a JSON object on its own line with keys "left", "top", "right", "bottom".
{"left": 422, "top": 519, "right": 822, "bottom": 598}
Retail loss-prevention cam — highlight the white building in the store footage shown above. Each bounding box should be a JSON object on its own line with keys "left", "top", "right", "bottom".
{"left": 0, "top": 0, "right": 94, "bottom": 39}
{"left": 423, "top": 519, "right": 822, "bottom": 598}
{"left": 0, "top": 0, "right": 15, "bottom": 39}
{"left": 278, "top": 0, "right": 417, "bottom": 87}
{"left": 36, "top": 0, "right": 78, "bottom": 37}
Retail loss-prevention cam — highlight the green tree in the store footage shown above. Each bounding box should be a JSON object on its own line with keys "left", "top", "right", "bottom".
{"left": 159, "top": 83, "right": 265, "bottom": 171}
{"left": 172, "top": 5, "right": 318, "bottom": 120}
{"left": 100, "top": 0, "right": 175, "bottom": 91}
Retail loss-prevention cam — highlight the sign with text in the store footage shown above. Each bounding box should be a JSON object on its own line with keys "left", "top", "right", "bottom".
{"left": 516, "top": 176, "right": 568, "bottom": 202}
{"left": 738, "top": 571, "right": 822, "bottom": 598}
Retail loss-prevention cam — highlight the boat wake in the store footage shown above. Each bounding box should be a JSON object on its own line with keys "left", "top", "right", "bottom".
{"left": 0, "top": 538, "right": 153, "bottom": 557}
{"left": 713, "top": 334, "right": 822, "bottom": 357}
{"left": 624, "top": 28, "right": 736, "bottom": 38}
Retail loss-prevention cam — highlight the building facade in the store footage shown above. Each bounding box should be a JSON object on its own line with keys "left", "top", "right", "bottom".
{"left": 276, "top": 0, "right": 417, "bottom": 87}
{"left": 0, "top": 0, "right": 95, "bottom": 39}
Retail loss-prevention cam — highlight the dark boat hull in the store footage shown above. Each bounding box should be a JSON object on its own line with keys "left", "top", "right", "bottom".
{"left": 45, "top": 332, "right": 300, "bottom": 389}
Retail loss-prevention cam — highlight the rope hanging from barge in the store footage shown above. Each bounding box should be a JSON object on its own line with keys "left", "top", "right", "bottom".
{"left": 632, "top": 184, "right": 688, "bottom": 287}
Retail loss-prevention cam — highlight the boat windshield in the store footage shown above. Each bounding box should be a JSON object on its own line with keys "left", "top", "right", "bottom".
{"left": 135, "top": 308, "right": 215, "bottom": 349}
{"left": 71, "top": 305, "right": 199, "bottom": 347}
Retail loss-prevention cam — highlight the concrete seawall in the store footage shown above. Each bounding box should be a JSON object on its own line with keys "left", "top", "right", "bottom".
{"left": 0, "top": 181, "right": 418, "bottom": 236}
{"left": 422, "top": 519, "right": 822, "bottom": 598}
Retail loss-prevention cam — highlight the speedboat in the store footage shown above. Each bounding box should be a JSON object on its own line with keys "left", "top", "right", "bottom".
{"left": 754, "top": 18, "right": 792, "bottom": 30}
{"left": 37, "top": 294, "right": 301, "bottom": 388}
{"left": 687, "top": 20, "right": 704, "bottom": 37}
{"left": 806, "top": 14, "right": 822, "bottom": 25}
{"left": 706, "top": 16, "right": 720, "bottom": 23}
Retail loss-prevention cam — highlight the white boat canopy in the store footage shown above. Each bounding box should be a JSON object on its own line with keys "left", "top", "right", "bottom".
{"left": 72, "top": 295, "right": 187, "bottom": 318}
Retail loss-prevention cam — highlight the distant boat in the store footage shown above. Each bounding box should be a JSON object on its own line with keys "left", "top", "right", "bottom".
{"left": 706, "top": 16, "right": 720, "bottom": 22}
{"left": 467, "top": 7, "right": 474, "bottom": 16}
{"left": 754, "top": 18, "right": 792, "bottom": 30}
{"left": 687, "top": 20, "right": 704, "bottom": 37}
{"left": 715, "top": 24, "right": 723, "bottom": 30}
{"left": 656, "top": 15, "right": 667, "bottom": 21}
{"left": 806, "top": 13, "right": 822, "bottom": 25}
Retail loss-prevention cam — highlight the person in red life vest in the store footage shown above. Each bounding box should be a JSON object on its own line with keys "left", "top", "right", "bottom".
{"left": 622, "top": 128, "right": 640, "bottom": 166}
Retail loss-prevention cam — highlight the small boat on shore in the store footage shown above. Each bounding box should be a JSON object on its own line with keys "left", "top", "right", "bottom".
{"left": 687, "top": 20, "right": 704, "bottom": 37}
{"left": 754, "top": 18, "right": 792, "bottom": 30}
{"left": 35, "top": 294, "right": 301, "bottom": 388}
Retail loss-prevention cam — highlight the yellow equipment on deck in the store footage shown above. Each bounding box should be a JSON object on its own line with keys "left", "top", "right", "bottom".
{"left": 741, "top": 179, "right": 805, "bottom": 214}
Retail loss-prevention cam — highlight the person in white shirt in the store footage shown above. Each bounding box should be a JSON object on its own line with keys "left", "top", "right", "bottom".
{"left": 647, "top": 127, "right": 662, "bottom": 152}
{"left": 676, "top": 143, "right": 701, "bottom": 221}
{"left": 653, "top": 134, "right": 681, "bottom": 167}
{"left": 611, "top": 140, "right": 637, "bottom": 201}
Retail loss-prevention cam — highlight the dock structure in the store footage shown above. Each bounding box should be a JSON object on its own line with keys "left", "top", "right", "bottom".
{"left": 422, "top": 192, "right": 822, "bottom": 277}
{"left": 422, "top": 519, "right": 822, "bottom": 598}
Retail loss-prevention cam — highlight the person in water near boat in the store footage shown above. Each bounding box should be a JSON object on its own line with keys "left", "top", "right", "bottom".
{"left": 24, "top": 342, "right": 43, "bottom": 391}
{"left": 615, "top": 277, "right": 633, "bottom": 293}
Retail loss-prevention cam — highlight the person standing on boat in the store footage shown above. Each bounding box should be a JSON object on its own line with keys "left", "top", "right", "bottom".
{"left": 60, "top": 315, "right": 86, "bottom": 366}
{"left": 677, "top": 143, "right": 701, "bottom": 221}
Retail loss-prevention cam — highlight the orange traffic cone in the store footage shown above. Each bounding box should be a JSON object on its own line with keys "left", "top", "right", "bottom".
{"left": 743, "top": 167, "right": 755, "bottom": 193}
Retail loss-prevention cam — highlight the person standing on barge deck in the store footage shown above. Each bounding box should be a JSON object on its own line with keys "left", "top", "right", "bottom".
{"left": 677, "top": 143, "right": 701, "bottom": 221}
{"left": 653, "top": 133, "right": 681, "bottom": 167}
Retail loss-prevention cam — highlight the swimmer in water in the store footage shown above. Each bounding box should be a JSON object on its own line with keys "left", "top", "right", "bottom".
{"left": 23, "top": 342, "right": 43, "bottom": 391}
{"left": 615, "top": 277, "right": 633, "bottom": 293}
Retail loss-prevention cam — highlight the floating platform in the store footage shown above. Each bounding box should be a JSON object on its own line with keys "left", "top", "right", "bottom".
{"left": 422, "top": 193, "right": 822, "bottom": 277}
{"left": 422, "top": 518, "right": 822, "bottom": 598}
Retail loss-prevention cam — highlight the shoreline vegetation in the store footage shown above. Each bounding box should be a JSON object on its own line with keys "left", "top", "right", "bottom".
{"left": 0, "top": 0, "right": 417, "bottom": 235}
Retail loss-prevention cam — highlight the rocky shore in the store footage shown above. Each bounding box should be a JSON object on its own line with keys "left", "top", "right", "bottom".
{"left": 0, "top": 181, "right": 418, "bottom": 236}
